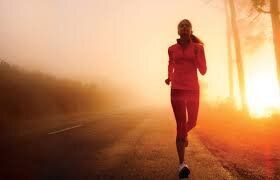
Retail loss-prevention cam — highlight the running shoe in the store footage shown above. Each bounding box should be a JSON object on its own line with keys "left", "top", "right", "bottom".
{"left": 179, "top": 163, "right": 190, "bottom": 179}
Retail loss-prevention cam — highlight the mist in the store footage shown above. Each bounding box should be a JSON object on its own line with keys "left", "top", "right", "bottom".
{"left": 0, "top": 0, "right": 251, "bottom": 108}
{"left": 2, "top": 1, "right": 280, "bottom": 179}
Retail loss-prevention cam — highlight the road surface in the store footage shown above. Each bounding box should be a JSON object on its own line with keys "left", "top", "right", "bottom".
{"left": 2, "top": 108, "right": 237, "bottom": 179}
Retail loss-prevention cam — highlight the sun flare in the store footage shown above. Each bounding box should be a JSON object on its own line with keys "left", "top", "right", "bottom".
{"left": 246, "top": 74, "right": 280, "bottom": 117}
{"left": 245, "top": 47, "right": 280, "bottom": 118}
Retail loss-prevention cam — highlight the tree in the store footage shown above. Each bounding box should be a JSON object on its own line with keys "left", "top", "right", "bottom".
{"left": 224, "top": 0, "right": 234, "bottom": 102}
{"left": 251, "top": 0, "right": 280, "bottom": 88}
{"left": 228, "top": 0, "right": 249, "bottom": 113}
{"left": 201, "top": 0, "right": 249, "bottom": 112}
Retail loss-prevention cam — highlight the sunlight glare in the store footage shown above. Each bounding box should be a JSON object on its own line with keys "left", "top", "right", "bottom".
{"left": 247, "top": 74, "right": 280, "bottom": 117}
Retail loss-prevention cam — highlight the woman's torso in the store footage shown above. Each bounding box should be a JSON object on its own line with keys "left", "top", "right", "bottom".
{"left": 169, "top": 41, "right": 200, "bottom": 91}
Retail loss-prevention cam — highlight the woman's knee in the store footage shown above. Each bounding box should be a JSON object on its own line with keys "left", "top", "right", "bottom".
{"left": 176, "top": 135, "right": 186, "bottom": 142}
{"left": 176, "top": 129, "right": 187, "bottom": 141}
{"left": 189, "top": 120, "right": 197, "bottom": 128}
{"left": 186, "top": 120, "right": 197, "bottom": 132}
{"left": 177, "top": 122, "right": 187, "bottom": 133}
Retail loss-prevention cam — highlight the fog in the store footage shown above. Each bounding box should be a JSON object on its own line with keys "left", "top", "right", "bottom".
{"left": 0, "top": 0, "right": 251, "bottom": 107}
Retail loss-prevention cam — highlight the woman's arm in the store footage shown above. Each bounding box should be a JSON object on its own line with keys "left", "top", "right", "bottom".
{"left": 194, "top": 44, "right": 207, "bottom": 75}
{"left": 168, "top": 47, "right": 174, "bottom": 80}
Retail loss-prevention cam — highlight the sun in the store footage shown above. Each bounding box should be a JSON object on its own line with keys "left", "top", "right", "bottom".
{"left": 214, "top": 42, "right": 280, "bottom": 118}
{"left": 244, "top": 44, "right": 280, "bottom": 118}
{"left": 246, "top": 72, "right": 280, "bottom": 117}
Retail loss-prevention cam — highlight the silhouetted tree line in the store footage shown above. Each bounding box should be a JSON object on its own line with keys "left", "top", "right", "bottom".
{"left": 0, "top": 60, "right": 123, "bottom": 121}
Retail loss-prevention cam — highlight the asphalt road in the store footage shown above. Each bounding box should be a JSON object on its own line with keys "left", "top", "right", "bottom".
{"left": 2, "top": 108, "right": 237, "bottom": 180}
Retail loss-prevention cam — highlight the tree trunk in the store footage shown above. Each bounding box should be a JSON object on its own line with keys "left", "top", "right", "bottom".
{"left": 225, "top": 0, "right": 234, "bottom": 102}
{"left": 270, "top": 0, "right": 280, "bottom": 89}
{"left": 228, "top": 0, "right": 248, "bottom": 113}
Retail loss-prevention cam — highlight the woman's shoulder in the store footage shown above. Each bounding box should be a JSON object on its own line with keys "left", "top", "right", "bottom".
{"left": 168, "top": 43, "right": 177, "bottom": 49}
{"left": 168, "top": 43, "right": 179, "bottom": 52}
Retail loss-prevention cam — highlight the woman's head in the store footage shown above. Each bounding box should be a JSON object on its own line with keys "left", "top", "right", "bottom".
{"left": 177, "top": 19, "right": 192, "bottom": 38}
{"left": 177, "top": 19, "right": 203, "bottom": 44}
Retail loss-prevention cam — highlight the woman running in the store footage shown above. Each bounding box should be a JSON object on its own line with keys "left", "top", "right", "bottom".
{"left": 165, "top": 19, "right": 207, "bottom": 179}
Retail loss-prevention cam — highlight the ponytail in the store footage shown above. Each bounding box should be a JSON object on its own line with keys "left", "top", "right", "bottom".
{"left": 191, "top": 34, "right": 203, "bottom": 45}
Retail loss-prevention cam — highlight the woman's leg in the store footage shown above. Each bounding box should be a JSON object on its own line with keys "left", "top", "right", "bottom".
{"left": 171, "top": 94, "right": 187, "bottom": 164}
{"left": 185, "top": 93, "right": 200, "bottom": 134}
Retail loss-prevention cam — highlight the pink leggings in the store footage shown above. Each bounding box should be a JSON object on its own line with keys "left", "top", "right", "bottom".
{"left": 170, "top": 88, "right": 200, "bottom": 142}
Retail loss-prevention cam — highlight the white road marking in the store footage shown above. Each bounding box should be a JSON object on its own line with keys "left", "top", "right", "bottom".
{"left": 48, "top": 124, "right": 83, "bottom": 135}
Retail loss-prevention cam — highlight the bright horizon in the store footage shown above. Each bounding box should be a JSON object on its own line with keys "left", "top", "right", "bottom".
{"left": 0, "top": 0, "right": 279, "bottom": 117}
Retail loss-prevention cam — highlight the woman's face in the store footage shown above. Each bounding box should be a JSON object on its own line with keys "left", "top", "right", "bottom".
{"left": 178, "top": 20, "right": 192, "bottom": 37}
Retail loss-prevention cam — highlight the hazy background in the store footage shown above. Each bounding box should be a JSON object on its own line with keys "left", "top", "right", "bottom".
{"left": 1, "top": 2, "right": 280, "bottom": 179}
{"left": 0, "top": 0, "right": 279, "bottom": 113}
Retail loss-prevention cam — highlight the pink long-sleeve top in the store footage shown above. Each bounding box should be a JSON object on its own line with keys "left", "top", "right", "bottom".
{"left": 168, "top": 39, "right": 207, "bottom": 90}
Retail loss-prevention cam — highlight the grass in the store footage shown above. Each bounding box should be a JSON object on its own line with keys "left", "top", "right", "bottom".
{"left": 195, "top": 101, "right": 280, "bottom": 179}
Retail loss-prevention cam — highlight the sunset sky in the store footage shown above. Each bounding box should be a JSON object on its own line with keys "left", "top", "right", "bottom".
{"left": 0, "top": 0, "right": 279, "bottom": 115}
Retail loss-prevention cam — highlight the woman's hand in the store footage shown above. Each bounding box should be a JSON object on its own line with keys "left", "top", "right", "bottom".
{"left": 165, "top": 78, "right": 170, "bottom": 85}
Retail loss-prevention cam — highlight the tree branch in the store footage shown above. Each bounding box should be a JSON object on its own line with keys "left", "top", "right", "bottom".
{"left": 250, "top": 12, "right": 262, "bottom": 24}
{"left": 255, "top": 6, "right": 271, "bottom": 13}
